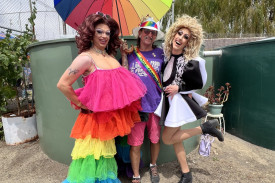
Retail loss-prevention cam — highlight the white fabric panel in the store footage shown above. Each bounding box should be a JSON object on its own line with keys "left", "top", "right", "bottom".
{"left": 155, "top": 93, "right": 199, "bottom": 127}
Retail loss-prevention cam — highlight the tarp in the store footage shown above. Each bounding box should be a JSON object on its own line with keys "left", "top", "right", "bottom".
{"left": 0, "top": 32, "right": 15, "bottom": 39}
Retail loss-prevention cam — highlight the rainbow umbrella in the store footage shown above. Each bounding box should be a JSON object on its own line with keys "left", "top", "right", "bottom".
{"left": 54, "top": 0, "right": 173, "bottom": 36}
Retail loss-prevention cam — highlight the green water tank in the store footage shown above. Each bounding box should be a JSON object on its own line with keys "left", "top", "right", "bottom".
{"left": 213, "top": 38, "right": 275, "bottom": 150}
{"left": 28, "top": 37, "right": 206, "bottom": 165}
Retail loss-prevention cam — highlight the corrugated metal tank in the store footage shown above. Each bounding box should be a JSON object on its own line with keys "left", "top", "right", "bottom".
{"left": 28, "top": 37, "right": 210, "bottom": 165}
{"left": 213, "top": 38, "right": 275, "bottom": 150}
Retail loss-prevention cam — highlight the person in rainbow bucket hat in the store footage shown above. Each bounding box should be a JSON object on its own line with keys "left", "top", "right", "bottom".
{"left": 120, "top": 16, "right": 164, "bottom": 183}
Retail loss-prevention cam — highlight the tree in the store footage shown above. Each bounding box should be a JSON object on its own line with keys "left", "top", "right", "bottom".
{"left": 161, "top": 0, "right": 275, "bottom": 37}
{"left": 0, "top": 2, "right": 37, "bottom": 115}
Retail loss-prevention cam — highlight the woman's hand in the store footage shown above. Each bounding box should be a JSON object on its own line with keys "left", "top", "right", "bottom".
{"left": 71, "top": 102, "right": 88, "bottom": 110}
{"left": 164, "top": 85, "right": 179, "bottom": 100}
{"left": 72, "top": 101, "right": 88, "bottom": 110}
{"left": 78, "top": 102, "right": 88, "bottom": 110}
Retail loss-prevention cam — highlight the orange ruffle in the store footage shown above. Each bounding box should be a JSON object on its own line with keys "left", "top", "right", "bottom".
{"left": 70, "top": 105, "right": 141, "bottom": 141}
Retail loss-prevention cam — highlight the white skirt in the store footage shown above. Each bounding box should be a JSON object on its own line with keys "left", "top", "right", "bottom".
{"left": 154, "top": 92, "right": 208, "bottom": 127}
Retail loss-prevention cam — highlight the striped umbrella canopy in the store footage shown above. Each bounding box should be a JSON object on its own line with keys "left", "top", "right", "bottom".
{"left": 54, "top": 0, "right": 173, "bottom": 36}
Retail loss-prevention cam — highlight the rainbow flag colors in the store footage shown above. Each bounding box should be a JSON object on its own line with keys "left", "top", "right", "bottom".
{"left": 63, "top": 67, "right": 147, "bottom": 182}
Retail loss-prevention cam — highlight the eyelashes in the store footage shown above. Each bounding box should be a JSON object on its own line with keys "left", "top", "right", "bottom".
{"left": 177, "top": 31, "right": 189, "bottom": 40}
{"left": 96, "top": 29, "right": 111, "bottom": 37}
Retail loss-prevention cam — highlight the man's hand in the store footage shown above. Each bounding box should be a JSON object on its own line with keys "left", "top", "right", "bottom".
{"left": 120, "top": 39, "right": 129, "bottom": 56}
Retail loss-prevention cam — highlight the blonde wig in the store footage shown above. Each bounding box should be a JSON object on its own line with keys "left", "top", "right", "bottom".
{"left": 164, "top": 14, "right": 204, "bottom": 61}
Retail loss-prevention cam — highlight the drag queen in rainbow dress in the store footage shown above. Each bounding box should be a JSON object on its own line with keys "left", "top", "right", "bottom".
{"left": 57, "top": 13, "right": 146, "bottom": 183}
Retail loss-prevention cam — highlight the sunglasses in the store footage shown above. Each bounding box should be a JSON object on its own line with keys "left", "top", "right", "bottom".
{"left": 95, "top": 29, "right": 111, "bottom": 37}
{"left": 177, "top": 30, "right": 190, "bottom": 40}
{"left": 96, "top": 11, "right": 111, "bottom": 19}
{"left": 143, "top": 29, "right": 158, "bottom": 36}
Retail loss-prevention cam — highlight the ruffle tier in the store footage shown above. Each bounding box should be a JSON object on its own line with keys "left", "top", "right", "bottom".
{"left": 72, "top": 136, "right": 116, "bottom": 160}
{"left": 71, "top": 106, "right": 141, "bottom": 141}
{"left": 64, "top": 155, "right": 119, "bottom": 183}
{"left": 74, "top": 67, "right": 147, "bottom": 112}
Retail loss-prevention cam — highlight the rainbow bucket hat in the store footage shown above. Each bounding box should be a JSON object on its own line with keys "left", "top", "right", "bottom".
{"left": 132, "top": 17, "right": 164, "bottom": 40}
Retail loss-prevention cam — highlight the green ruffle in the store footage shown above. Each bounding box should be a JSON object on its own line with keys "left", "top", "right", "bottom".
{"left": 67, "top": 155, "right": 118, "bottom": 182}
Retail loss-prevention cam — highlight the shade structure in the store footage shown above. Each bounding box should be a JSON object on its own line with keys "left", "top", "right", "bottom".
{"left": 54, "top": 0, "right": 173, "bottom": 35}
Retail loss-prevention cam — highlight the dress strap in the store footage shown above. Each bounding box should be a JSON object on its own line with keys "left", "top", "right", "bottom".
{"left": 81, "top": 53, "right": 98, "bottom": 70}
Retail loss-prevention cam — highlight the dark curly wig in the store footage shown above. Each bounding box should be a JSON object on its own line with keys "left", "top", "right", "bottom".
{"left": 75, "top": 14, "right": 121, "bottom": 56}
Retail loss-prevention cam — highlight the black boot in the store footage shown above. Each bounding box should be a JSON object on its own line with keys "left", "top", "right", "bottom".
{"left": 200, "top": 119, "right": 224, "bottom": 141}
{"left": 178, "top": 171, "right": 192, "bottom": 183}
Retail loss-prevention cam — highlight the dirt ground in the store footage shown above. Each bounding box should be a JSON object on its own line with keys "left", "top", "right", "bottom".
{"left": 0, "top": 133, "right": 274, "bottom": 183}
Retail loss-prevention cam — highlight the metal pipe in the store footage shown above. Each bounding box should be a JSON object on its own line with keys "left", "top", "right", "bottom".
{"left": 63, "top": 21, "right": 67, "bottom": 35}
{"left": 0, "top": 25, "right": 24, "bottom": 33}
{"left": 203, "top": 50, "right": 223, "bottom": 57}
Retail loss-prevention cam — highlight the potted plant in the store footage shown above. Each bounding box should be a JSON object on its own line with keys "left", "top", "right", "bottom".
{"left": 0, "top": 3, "right": 37, "bottom": 145}
{"left": 204, "top": 82, "right": 231, "bottom": 114}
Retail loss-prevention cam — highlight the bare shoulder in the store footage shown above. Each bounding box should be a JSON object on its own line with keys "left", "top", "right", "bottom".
{"left": 77, "top": 52, "right": 94, "bottom": 63}
{"left": 71, "top": 53, "right": 93, "bottom": 68}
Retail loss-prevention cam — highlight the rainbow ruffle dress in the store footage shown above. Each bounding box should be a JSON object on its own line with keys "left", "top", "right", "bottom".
{"left": 63, "top": 67, "right": 146, "bottom": 183}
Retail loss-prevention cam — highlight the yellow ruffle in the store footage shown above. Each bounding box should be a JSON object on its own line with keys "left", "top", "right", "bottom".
{"left": 71, "top": 135, "right": 116, "bottom": 160}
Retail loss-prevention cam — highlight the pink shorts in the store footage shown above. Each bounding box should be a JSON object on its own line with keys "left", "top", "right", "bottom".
{"left": 127, "top": 113, "right": 161, "bottom": 146}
